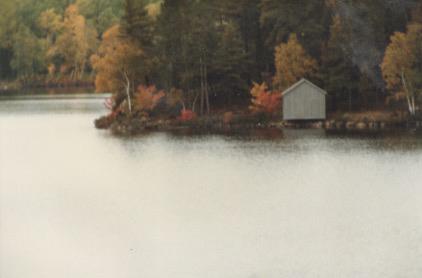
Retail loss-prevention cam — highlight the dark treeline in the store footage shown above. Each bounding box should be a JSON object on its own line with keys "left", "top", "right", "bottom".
{"left": 1, "top": 0, "right": 421, "bottom": 114}
{"left": 118, "top": 0, "right": 421, "bottom": 113}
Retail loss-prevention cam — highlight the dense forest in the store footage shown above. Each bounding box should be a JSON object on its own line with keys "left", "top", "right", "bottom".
{"left": 0, "top": 0, "right": 421, "bottom": 116}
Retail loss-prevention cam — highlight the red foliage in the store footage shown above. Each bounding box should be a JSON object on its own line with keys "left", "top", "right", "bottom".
{"left": 178, "top": 109, "right": 197, "bottom": 121}
{"left": 135, "top": 85, "right": 165, "bottom": 112}
{"left": 249, "top": 82, "right": 282, "bottom": 115}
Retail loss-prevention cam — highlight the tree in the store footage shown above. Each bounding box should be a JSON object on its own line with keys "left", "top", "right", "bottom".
{"left": 260, "top": 0, "right": 331, "bottom": 58}
{"left": 11, "top": 25, "right": 46, "bottom": 82}
{"left": 122, "top": 0, "right": 154, "bottom": 50}
{"left": 381, "top": 23, "right": 422, "bottom": 116}
{"left": 48, "top": 4, "right": 98, "bottom": 80}
{"left": 91, "top": 25, "right": 145, "bottom": 113}
{"left": 326, "top": 0, "right": 419, "bottom": 107}
{"left": 320, "top": 15, "right": 360, "bottom": 111}
{"left": 134, "top": 85, "right": 165, "bottom": 112}
{"left": 76, "top": 0, "right": 123, "bottom": 35}
{"left": 121, "top": 0, "right": 156, "bottom": 86}
{"left": 38, "top": 9, "right": 62, "bottom": 46}
{"left": 249, "top": 82, "right": 281, "bottom": 115}
{"left": 157, "top": 0, "right": 216, "bottom": 115}
{"left": 273, "top": 34, "right": 318, "bottom": 91}
{"left": 209, "top": 22, "right": 249, "bottom": 106}
{"left": 0, "top": 0, "right": 18, "bottom": 48}
{"left": 215, "top": 0, "right": 265, "bottom": 82}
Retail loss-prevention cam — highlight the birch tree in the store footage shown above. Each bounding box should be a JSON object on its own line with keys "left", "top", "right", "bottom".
{"left": 91, "top": 25, "right": 145, "bottom": 113}
{"left": 381, "top": 23, "right": 422, "bottom": 116}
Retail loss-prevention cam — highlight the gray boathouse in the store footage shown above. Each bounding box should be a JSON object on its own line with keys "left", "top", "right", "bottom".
{"left": 282, "top": 79, "right": 327, "bottom": 121}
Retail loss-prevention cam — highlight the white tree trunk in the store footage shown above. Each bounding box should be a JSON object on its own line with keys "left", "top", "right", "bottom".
{"left": 401, "top": 70, "right": 415, "bottom": 116}
{"left": 123, "top": 72, "right": 132, "bottom": 114}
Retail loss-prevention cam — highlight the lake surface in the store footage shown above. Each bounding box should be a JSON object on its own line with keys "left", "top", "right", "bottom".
{"left": 1, "top": 95, "right": 422, "bottom": 278}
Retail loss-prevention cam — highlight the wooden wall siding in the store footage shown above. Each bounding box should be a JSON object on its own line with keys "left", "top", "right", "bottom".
{"left": 283, "top": 81, "right": 326, "bottom": 120}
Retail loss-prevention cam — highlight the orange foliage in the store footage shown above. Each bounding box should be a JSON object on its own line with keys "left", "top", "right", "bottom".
{"left": 135, "top": 85, "right": 165, "bottom": 112}
{"left": 249, "top": 82, "right": 282, "bottom": 115}
{"left": 179, "top": 109, "right": 197, "bottom": 121}
{"left": 91, "top": 25, "right": 143, "bottom": 93}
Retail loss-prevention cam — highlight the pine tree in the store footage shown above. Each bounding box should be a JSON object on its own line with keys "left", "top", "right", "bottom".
{"left": 320, "top": 15, "right": 360, "bottom": 111}
{"left": 216, "top": 0, "right": 265, "bottom": 82}
{"left": 121, "top": 0, "right": 156, "bottom": 86}
{"left": 209, "top": 22, "right": 249, "bottom": 105}
{"left": 260, "top": 0, "right": 331, "bottom": 58}
{"left": 121, "top": 0, "right": 153, "bottom": 49}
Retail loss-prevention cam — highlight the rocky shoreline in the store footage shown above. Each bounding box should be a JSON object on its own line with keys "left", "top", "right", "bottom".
{"left": 95, "top": 113, "right": 422, "bottom": 136}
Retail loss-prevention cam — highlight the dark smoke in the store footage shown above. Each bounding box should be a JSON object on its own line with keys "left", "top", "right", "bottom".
{"left": 332, "top": 0, "right": 417, "bottom": 88}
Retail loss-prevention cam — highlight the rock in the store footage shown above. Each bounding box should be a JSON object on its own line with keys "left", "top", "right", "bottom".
{"left": 345, "top": 121, "right": 355, "bottom": 129}
{"left": 356, "top": 122, "right": 367, "bottom": 130}
{"left": 335, "top": 121, "right": 345, "bottom": 129}
{"left": 312, "top": 121, "right": 323, "bottom": 129}
{"left": 325, "top": 120, "right": 335, "bottom": 130}
{"left": 94, "top": 115, "right": 114, "bottom": 129}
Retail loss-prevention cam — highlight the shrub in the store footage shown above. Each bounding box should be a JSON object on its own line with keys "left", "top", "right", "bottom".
{"left": 249, "top": 82, "right": 282, "bottom": 116}
{"left": 179, "top": 109, "right": 197, "bottom": 122}
{"left": 134, "top": 85, "right": 165, "bottom": 113}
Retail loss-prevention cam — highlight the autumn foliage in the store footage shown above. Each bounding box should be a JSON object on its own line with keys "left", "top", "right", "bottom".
{"left": 134, "top": 85, "right": 165, "bottom": 112}
{"left": 46, "top": 4, "right": 98, "bottom": 80}
{"left": 179, "top": 109, "right": 197, "bottom": 122}
{"left": 273, "top": 34, "right": 318, "bottom": 91}
{"left": 91, "top": 25, "right": 143, "bottom": 94}
{"left": 381, "top": 23, "right": 422, "bottom": 115}
{"left": 249, "top": 82, "right": 282, "bottom": 115}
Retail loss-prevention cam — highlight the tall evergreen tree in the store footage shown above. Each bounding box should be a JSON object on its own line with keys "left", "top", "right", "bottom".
{"left": 122, "top": 0, "right": 154, "bottom": 50}
{"left": 209, "top": 21, "right": 250, "bottom": 106}
{"left": 320, "top": 15, "right": 360, "bottom": 111}
{"left": 121, "top": 0, "right": 155, "bottom": 85}
{"left": 260, "top": 0, "right": 331, "bottom": 58}
{"left": 216, "top": 0, "right": 265, "bottom": 82}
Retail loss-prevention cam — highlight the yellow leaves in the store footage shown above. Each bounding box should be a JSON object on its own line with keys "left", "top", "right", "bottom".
{"left": 381, "top": 22, "right": 422, "bottom": 114}
{"left": 273, "top": 34, "right": 318, "bottom": 91}
{"left": 381, "top": 32, "right": 409, "bottom": 90}
{"left": 146, "top": 3, "right": 161, "bottom": 20}
{"left": 91, "top": 24, "right": 144, "bottom": 93}
{"left": 45, "top": 4, "right": 98, "bottom": 80}
{"left": 38, "top": 9, "right": 62, "bottom": 35}
{"left": 381, "top": 23, "right": 421, "bottom": 91}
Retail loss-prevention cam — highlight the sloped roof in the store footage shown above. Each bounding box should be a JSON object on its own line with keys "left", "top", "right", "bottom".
{"left": 282, "top": 78, "right": 327, "bottom": 97}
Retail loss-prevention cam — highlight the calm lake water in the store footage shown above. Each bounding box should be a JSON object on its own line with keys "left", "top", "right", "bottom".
{"left": 1, "top": 95, "right": 422, "bottom": 278}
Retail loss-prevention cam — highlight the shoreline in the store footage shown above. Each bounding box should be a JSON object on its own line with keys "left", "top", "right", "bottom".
{"left": 95, "top": 113, "right": 422, "bottom": 136}
{"left": 0, "top": 81, "right": 94, "bottom": 94}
